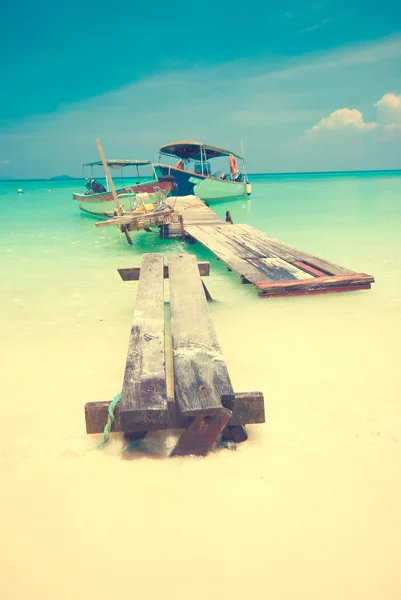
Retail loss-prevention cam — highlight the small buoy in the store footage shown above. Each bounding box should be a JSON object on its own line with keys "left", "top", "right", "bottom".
{"left": 18, "top": 188, "right": 23, "bottom": 194}
{"left": 48, "top": 189, "right": 52, "bottom": 193}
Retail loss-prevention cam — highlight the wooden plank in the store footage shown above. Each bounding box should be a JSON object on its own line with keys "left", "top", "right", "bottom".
{"left": 256, "top": 273, "right": 374, "bottom": 294}
{"left": 185, "top": 225, "right": 264, "bottom": 284}
{"left": 246, "top": 257, "right": 314, "bottom": 281}
{"left": 118, "top": 261, "right": 210, "bottom": 281}
{"left": 119, "top": 253, "right": 168, "bottom": 431}
{"left": 169, "top": 254, "right": 235, "bottom": 416}
{"left": 292, "top": 261, "right": 328, "bottom": 278}
{"left": 85, "top": 392, "right": 265, "bottom": 434}
{"left": 237, "top": 224, "right": 355, "bottom": 275}
{"left": 259, "top": 283, "right": 371, "bottom": 298}
{"left": 212, "top": 224, "right": 271, "bottom": 258}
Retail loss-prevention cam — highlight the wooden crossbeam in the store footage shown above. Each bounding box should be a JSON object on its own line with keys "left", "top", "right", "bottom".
{"left": 85, "top": 392, "right": 265, "bottom": 434}
{"left": 117, "top": 261, "right": 210, "bottom": 281}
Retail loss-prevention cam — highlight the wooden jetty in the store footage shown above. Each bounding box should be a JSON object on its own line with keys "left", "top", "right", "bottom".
{"left": 85, "top": 253, "right": 265, "bottom": 456}
{"left": 163, "top": 196, "right": 375, "bottom": 298}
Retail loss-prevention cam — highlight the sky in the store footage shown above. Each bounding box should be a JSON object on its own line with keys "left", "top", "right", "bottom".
{"left": 1, "top": 0, "right": 401, "bottom": 178}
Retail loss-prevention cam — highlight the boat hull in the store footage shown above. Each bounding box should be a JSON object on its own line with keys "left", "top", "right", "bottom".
{"left": 73, "top": 180, "right": 172, "bottom": 216}
{"left": 154, "top": 165, "right": 250, "bottom": 201}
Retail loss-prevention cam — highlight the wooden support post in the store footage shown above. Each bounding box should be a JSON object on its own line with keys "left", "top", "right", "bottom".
{"left": 222, "top": 425, "right": 248, "bottom": 443}
{"left": 120, "top": 225, "right": 133, "bottom": 245}
{"left": 201, "top": 280, "right": 212, "bottom": 301}
{"left": 179, "top": 214, "right": 185, "bottom": 241}
{"left": 171, "top": 409, "right": 232, "bottom": 457}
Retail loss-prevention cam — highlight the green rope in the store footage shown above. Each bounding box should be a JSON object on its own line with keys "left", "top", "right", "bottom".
{"left": 97, "top": 392, "right": 122, "bottom": 449}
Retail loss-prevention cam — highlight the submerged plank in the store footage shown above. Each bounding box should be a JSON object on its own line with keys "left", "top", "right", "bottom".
{"left": 118, "top": 262, "right": 210, "bottom": 281}
{"left": 119, "top": 253, "right": 167, "bottom": 431}
{"left": 168, "top": 254, "right": 235, "bottom": 416}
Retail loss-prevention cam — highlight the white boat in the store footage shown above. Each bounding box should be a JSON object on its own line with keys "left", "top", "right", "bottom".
{"left": 154, "top": 141, "right": 252, "bottom": 202}
{"left": 73, "top": 159, "right": 175, "bottom": 216}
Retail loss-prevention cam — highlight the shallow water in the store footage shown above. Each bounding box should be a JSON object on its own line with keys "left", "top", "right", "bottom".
{"left": 1, "top": 172, "right": 401, "bottom": 599}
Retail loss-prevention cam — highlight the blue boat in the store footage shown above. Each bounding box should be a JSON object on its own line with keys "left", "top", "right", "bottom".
{"left": 154, "top": 141, "right": 252, "bottom": 202}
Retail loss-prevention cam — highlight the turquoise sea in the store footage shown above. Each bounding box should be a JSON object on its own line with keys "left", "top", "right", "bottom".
{"left": 1, "top": 171, "right": 401, "bottom": 600}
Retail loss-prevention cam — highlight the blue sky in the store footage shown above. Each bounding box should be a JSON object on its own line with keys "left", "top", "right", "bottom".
{"left": 1, "top": 0, "right": 401, "bottom": 177}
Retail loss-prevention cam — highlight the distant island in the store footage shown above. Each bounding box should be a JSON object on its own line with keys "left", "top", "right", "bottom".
{"left": 49, "top": 174, "right": 75, "bottom": 180}
{"left": 0, "top": 176, "right": 15, "bottom": 181}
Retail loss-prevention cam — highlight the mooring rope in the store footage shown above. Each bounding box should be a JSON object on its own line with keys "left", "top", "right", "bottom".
{"left": 97, "top": 392, "right": 122, "bottom": 449}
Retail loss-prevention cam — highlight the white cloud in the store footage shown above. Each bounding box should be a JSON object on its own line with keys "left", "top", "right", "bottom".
{"left": 305, "top": 108, "right": 378, "bottom": 135}
{"left": 252, "top": 35, "right": 401, "bottom": 83}
{"left": 0, "top": 160, "right": 10, "bottom": 164}
{"left": 384, "top": 123, "right": 401, "bottom": 132}
{"left": 299, "top": 18, "right": 330, "bottom": 34}
{"left": 375, "top": 92, "right": 401, "bottom": 110}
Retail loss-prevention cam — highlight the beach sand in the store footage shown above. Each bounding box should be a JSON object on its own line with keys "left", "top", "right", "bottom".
{"left": 1, "top": 174, "right": 400, "bottom": 599}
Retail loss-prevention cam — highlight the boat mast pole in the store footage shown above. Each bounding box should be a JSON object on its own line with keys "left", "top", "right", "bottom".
{"left": 96, "top": 138, "right": 122, "bottom": 216}
{"left": 241, "top": 140, "right": 248, "bottom": 179}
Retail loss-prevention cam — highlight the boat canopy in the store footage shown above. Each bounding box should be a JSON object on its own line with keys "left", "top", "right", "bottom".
{"left": 159, "top": 141, "right": 243, "bottom": 161}
{"left": 83, "top": 159, "right": 152, "bottom": 169}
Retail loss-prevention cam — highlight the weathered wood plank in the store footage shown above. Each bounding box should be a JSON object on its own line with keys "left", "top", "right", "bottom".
{"left": 292, "top": 261, "right": 328, "bottom": 278}
{"left": 119, "top": 253, "right": 168, "bottom": 431}
{"left": 169, "top": 254, "right": 235, "bottom": 416}
{"left": 247, "top": 257, "right": 314, "bottom": 281}
{"left": 213, "top": 224, "right": 271, "bottom": 258}
{"left": 256, "top": 273, "right": 374, "bottom": 294}
{"left": 170, "top": 195, "right": 225, "bottom": 226}
{"left": 237, "top": 224, "right": 355, "bottom": 275}
{"left": 185, "top": 225, "right": 263, "bottom": 283}
{"left": 118, "top": 262, "right": 210, "bottom": 281}
{"left": 85, "top": 392, "right": 265, "bottom": 434}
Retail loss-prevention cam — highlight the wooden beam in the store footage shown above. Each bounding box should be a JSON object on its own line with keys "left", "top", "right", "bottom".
{"left": 259, "top": 283, "right": 371, "bottom": 298}
{"left": 119, "top": 253, "right": 168, "bottom": 431}
{"left": 168, "top": 254, "right": 235, "bottom": 416}
{"left": 117, "top": 262, "right": 210, "bottom": 281}
{"left": 85, "top": 392, "right": 265, "bottom": 434}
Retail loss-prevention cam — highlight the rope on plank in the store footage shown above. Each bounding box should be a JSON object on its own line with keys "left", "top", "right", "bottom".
{"left": 97, "top": 392, "right": 122, "bottom": 449}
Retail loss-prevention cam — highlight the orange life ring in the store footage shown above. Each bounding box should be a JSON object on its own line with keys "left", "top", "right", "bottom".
{"left": 175, "top": 159, "right": 184, "bottom": 169}
{"left": 229, "top": 154, "right": 239, "bottom": 180}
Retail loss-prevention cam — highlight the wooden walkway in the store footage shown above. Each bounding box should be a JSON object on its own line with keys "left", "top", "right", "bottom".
{"left": 166, "top": 196, "right": 374, "bottom": 298}
{"left": 85, "top": 253, "right": 265, "bottom": 456}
